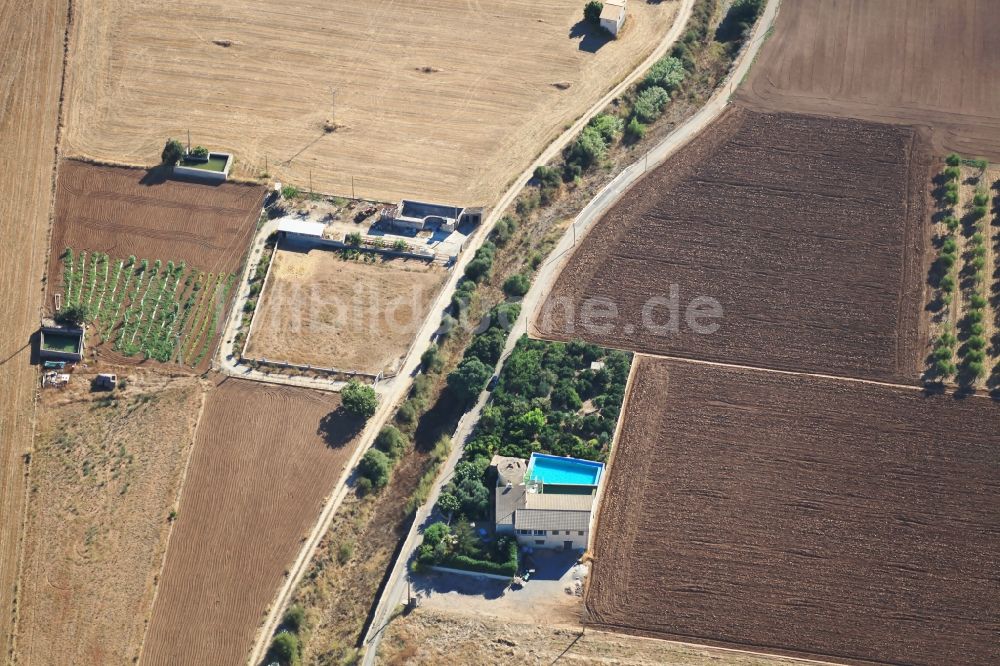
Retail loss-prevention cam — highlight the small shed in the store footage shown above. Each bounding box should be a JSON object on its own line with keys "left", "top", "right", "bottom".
{"left": 277, "top": 219, "right": 325, "bottom": 242}
{"left": 600, "top": 0, "right": 627, "bottom": 37}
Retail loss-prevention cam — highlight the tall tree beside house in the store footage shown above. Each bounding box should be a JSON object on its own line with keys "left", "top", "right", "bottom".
{"left": 584, "top": 1, "right": 603, "bottom": 24}
{"left": 161, "top": 138, "right": 184, "bottom": 166}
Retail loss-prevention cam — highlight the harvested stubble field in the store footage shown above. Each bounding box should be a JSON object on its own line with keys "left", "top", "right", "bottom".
{"left": 587, "top": 356, "right": 1000, "bottom": 666}
{"left": 245, "top": 247, "right": 447, "bottom": 375}
{"left": 0, "top": 0, "right": 69, "bottom": 657}
{"left": 537, "top": 107, "right": 931, "bottom": 383}
{"left": 139, "top": 378, "right": 364, "bottom": 666}
{"left": 61, "top": 0, "right": 679, "bottom": 203}
{"left": 17, "top": 372, "right": 205, "bottom": 666}
{"left": 737, "top": 0, "right": 1000, "bottom": 160}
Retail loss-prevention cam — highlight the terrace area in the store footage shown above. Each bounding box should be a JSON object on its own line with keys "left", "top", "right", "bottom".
{"left": 526, "top": 453, "right": 604, "bottom": 488}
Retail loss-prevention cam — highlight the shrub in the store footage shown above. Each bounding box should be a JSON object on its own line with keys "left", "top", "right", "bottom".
{"left": 943, "top": 216, "right": 960, "bottom": 233}
{"left": 491, "top": 215, "right": 519, "bottom": 246}
{"left": 161, "top": 138, "right": 184, "bottom": 166}
{"left": 589, "top": 113, "right": 625, "bottom": 143}
{"left": 565, "top": 126, "right": 608, "bottom": 171}
{"left": 447, "top": 357, "right": 492, "bottom": 403}
{"left": 945, "top": 153, "right": 961, "bottom": 167}
{"left": 939, "top": 275, "right": 955, "bottom": 293}
{"left": 624, "top": 117, "right": 646, "bottom": 142}
{"left": 337, "top": 540, "right": 354, "bottom": 565}
{"left": 191, "top": 145, "right": 209, "bottom": 158}
{"left": 282, "top": 605, "right": 306, "bottom": 633}
{"left": 933, "top": 359, "right": 956, "bottom": 379}
{"left": 464, "top": 242, "right": 496, "bottom": 283}
{"left": 532, "top": 167, "right": 561, "bottom": 190}
{"left": 973, "top": 191, "right": 989, "bottom": 207}
{"left": 583, "top": 0, "right": 603, "bottom": 24}
{"left": 420, "top": 345, "right": 443, "bottom": 373}
{"left": 466, "top": 328, "right": 506, "bottom": 366}
{"left": 346, "top": 232, "right": 362, "bottom": 247}
{"left": 358, "top": 449, "right": 391, "bottom": 490}
{"left": 715, "top": 0, "right": 764, "bottom": 42}
{"left": 632, "top": 86, "right": 670, "bottom": 123}
{"left": 971, "top": 205, "right": 988, "bottom": 220}
{"left": 392, "top": 239, "right": 408, "bottom": 252}
{"left": 965, "top": 336, "right": 986, "bottom": 351}
{"left": 942, "top": 166, "right": 960, "bottom": 182}
{"left": 968, "top": 293, "right": 987, "bottom": 309}
{"left": 55, "top": 303, "right": 91, "bottom": 327}
{"left": 267, "top": 632, "right": 300, "bottom": 666}
{"left": 342, "top": 380, "right": 378, "bottom": 419}
{"left": 375, "top": 425, "right": 408, "bottom": 459}
{"left": 281, "top": 185, "right": 300, "bottom": 199}
{"left": 643, "top": 55, "right": 686, "bottom": 91}
{"left": 941, "top": 237, "right": 958, "bottom": 254}
{"left": 503, "top": 273, "right": 531, "bottom": 298}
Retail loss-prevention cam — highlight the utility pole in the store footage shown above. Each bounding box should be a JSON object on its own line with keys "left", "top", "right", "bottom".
{"left": 352, "top": 175, "right": 355, "bottom": 199}
{"left": 331, "top": 88, "right": 337, "bottom": 124}
{"left": 187, "top": 129, "right": 191, "bottom": 152}
{"left": 264, "top": 154, "right": 268, "bottom": 175}
{"left": 309, "top": 169, "right": 313, "bottom": 196}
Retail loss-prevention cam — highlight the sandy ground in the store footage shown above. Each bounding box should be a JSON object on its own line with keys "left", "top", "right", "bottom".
{"left": 0, "top": 0, "right": 69, "bottom": 658}
{"left": 376, "top": 607, "right": 821, "bottom": 666}
{"left": 737, "top": 0, "right": 1000, "bottom": 160}
{"left": 61, "top": 0, "right": 680, "bottom": 203}
{"left": 246, "top": 247, "right": 447, "bottom": 375}
{"left": 139, "top": 378, "right": 364, "bottom": 666}
{"left": 16, "top": 371, "right": 205, "bottom": 665}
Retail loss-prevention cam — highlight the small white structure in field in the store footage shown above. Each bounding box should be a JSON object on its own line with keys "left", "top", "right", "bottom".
{"left": 600, "top": 0, "right": 627, "bottom": 37}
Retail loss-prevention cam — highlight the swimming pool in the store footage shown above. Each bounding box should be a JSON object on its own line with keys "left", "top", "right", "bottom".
{"left": 527, "top": 453, "right": 603, "bottom": 486}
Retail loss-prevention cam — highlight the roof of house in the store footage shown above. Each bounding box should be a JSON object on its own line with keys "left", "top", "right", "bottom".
{"left": 601, "top": 2, "right": 625, "bottom": 21}
{"left": 515, "top": 508, "right": 592, "bottom": 532}
{"left": 495, "top": 482, "right": 526, "bottom": 528}
{"left": 277, "top": 219, "right": 325, "bottom": 237}
{"left": 524, "top": 492, "right": 594, "bottom": 511}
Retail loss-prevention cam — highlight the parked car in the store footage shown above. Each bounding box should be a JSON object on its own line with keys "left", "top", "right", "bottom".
{"left": 487, "top": 375, "right": 499, "bottom": 391}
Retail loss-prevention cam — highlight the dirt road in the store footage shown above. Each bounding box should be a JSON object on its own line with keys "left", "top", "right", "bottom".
{"left": 0, "top": 0, "right": 69, "bottom": 658}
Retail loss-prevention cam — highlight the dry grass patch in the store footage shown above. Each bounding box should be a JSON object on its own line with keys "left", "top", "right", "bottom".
{"left": 17, "top": 372, "right": 205, "bottom": 666}
{"left": 246, "top": 247, "right": 447, "bottom": 375}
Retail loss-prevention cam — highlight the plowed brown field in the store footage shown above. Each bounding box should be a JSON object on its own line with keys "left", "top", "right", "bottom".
{"left": 17, "top": 373, "right": 204, "bottom": 666}
{"left": 0, "top": 0, "right": 69, "bottom": 658}
{"left": 588, "top": 356, "right": 1000, "bottom": 666}
{"left": 139, "top": 378, "right": 363, "bottom": 666}
{"left": 737, "top": 0, "right": 1000, "bottom": 160}
{"left": 60, "top": 0, "right": 680, "bottom": 203}
{"left": 537, "top": 107, "right": 931, "bottom": 383}
{"left": 48, "top": 160, "right": 265, "bottom": 302}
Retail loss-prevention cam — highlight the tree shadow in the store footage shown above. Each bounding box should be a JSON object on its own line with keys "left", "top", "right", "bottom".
{"left": 568, "top": 20, "right": 611, "bottom": 53}
{"left": 317, "top": 407, "right": 365, "bottom": 448}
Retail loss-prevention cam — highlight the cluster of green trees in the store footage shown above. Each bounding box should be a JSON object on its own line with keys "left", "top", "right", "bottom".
{"left": 445, "top": 303, "right": 521, "bottom": 403}
{"left": 464, "top": 241, "right": 496, "bottom": 283}
{"left": 715, "top": 0, "right": 764, "bottom": 43}
{"left": 415, "top": 521, "right": 519, "bottom": 578}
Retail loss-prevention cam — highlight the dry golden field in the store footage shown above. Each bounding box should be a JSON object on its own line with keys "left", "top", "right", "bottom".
{"left": 16, "top": 372, "right": 205, "bottom": 666}
{"left": 61, "top": 0, "right": 679, "bottom": 203}
{"left": 0, "top": 0, "right": 69, "bottom": 658}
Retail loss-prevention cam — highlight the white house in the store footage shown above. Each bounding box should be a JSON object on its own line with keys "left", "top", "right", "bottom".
{"left": 600, "top": 0, "right": 627, "bottom": 37}
{"left": 492, "top": 453, "right": 605, "bottom": 551}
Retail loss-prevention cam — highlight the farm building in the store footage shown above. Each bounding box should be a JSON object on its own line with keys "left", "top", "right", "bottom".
{"left": 380, "top": 199, "right": 482, "bottom": 233}
{"left": 600, "top": 0, "right": 627, "bottom": 37}
{"left": 277, "top": 219, "right": 325, "bottom": 243}
{"left": 493, "top": 453, "right": 604, "bottom": 551}
{"left": 38, "top": 318, "right": 84, "bottom": 362}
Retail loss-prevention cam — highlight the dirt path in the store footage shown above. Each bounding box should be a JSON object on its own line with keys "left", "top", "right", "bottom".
{"left": 0, "top": 0, "right": 70, "bottom": 658}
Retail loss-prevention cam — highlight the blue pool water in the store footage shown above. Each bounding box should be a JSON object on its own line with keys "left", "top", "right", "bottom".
{"left": 527, "top": 453, "right": 603, "bottom": 486}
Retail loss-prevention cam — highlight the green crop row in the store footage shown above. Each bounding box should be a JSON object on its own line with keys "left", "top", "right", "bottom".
{"left": 62, "top": 248, "right": 74, "bottom": 305}
{"left": 179, "top": 272, "right": 216, "bottom": 364}
{"left": 191, "top": 273, "right": 235, "bottom": 366}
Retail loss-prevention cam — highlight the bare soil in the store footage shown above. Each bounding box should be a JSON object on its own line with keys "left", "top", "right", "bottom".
{"left": 47, "top": 160, "right": 265, "bottom": 305}
{"left": 537, "top": 107, "right": 932, "bottom": 384}
{"left": 737, "top": 0, "right": 1000, "bottom": 160}
{"left": 139, "top": 378, "right": 364, "bottom": 666}
{"left": 377, "top": 607, "right": 817, "bottom": 666}
{"left": 17, "top": 371, "right": 205, "bottom": 666}
{"left": 245, "top": 247, "right": 447, "bottom": 375}
{"left": 0, "top": 0, "right": 70, "bottom": 657}
{"left": 587, "top": 356, "right": 1000, "bottom": 666}
{"left": 60, "top": 0, "right": 680, "bottom": 203}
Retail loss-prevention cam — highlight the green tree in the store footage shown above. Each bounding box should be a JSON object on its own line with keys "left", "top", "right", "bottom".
{"left": 342, "top": 380, "right": 378, "bottom": 419}
{"left": 945, "top": 153, "right": 961, "bottom": 167}
{"left": 502, "top": 273, "right": 531, "bottom": 298}
{"left": 584, "top": 0, "right": 603, "bottom": 24}
{"left": 358, "top": 449, "right": 391, "bottom": 490}
{"left": 565, "top": 126, "right": 608, "bottom": 170}
{"left": 420, "top": 345, "right": 443, "bottom": 373}
{"left": 375, "top": 425, "right": 408, "bottom": 459}
{"left": 589, "top": 113, "right": 624, "bottom": 143}
{"left": 447, "top": 357, "right": 492, "bottom": 402}
{"left": 625, "top": 117, "right": 646, "bottom": 143}
{"left": 633, "top": 86, "right": 670, "bottom": 123}
{"left": 437, "top": 492, "right": 460, "bottom": 516}
{"left": 161, "top": 138, "right": 184, "bottom": 166}
{"left": 267, "top": 632, "right": 300, "bottom": 666}
{"left": 643, "top": 56, "right": 686, "bottom": 91}
{"left": 423, "top": 521, "right": 451, "bottom": 548}
{"left": 282, "top": 605, "right": 306, "bottom": 633}
{"left": 55, "top": 303, "right": 91, "bottom": 327}
{"left": 466, "top": 328, "right": 506, "bottom": 366}
{"left": 346, "top": 232, "right": 362, "bottom": 247}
